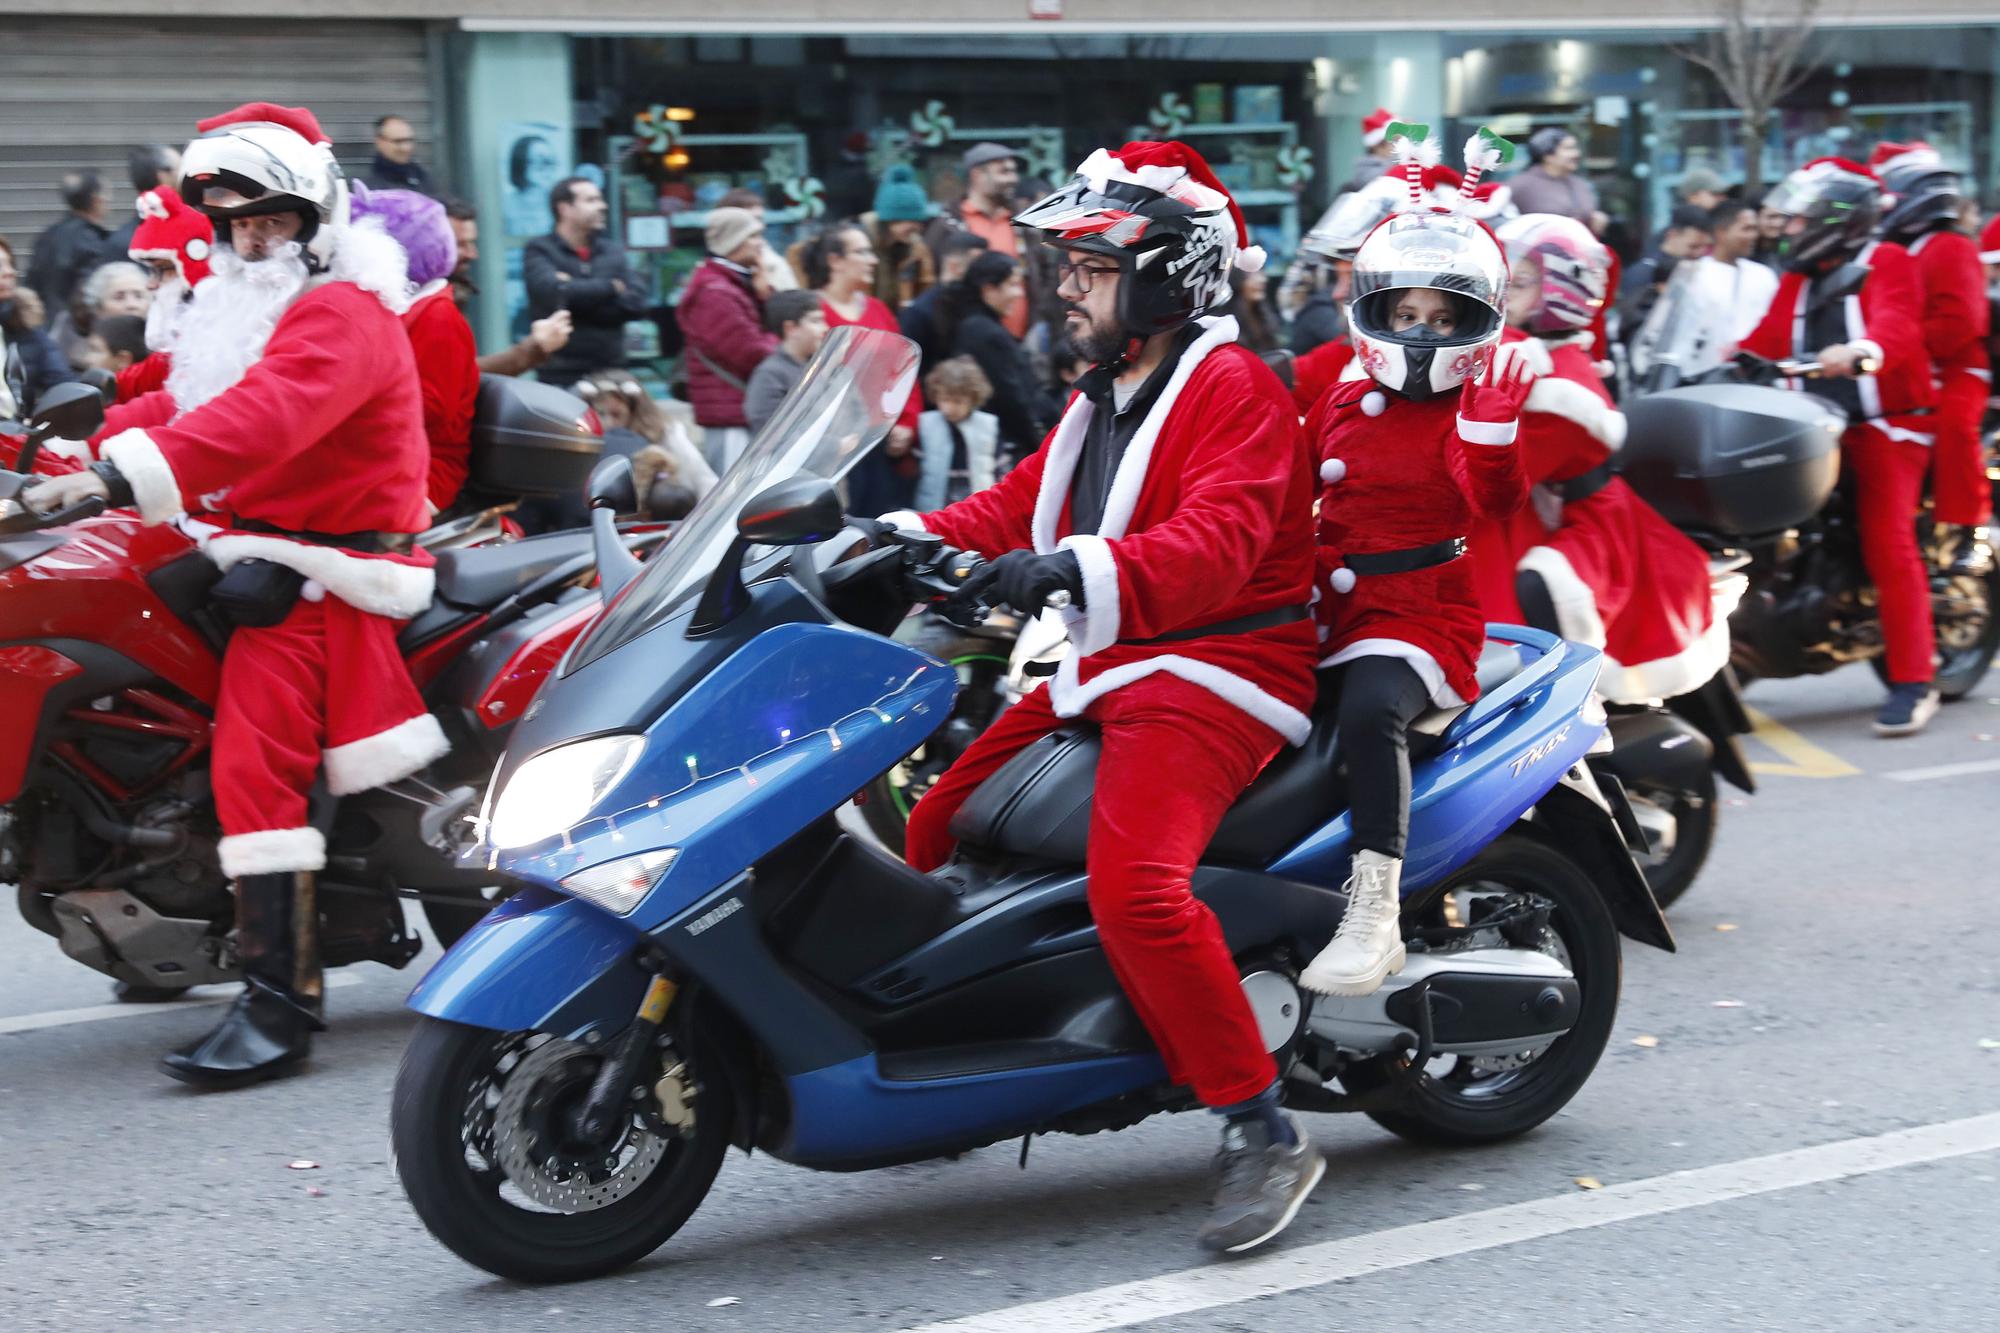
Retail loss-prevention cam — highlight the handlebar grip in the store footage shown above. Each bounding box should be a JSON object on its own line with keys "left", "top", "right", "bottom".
{"left": 0, "top": 494, "right": 105, "bottom": 535}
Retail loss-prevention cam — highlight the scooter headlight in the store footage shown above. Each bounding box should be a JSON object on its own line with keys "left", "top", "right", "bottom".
{"left": 487, "top": 734, "right": 645, "bottom": 849}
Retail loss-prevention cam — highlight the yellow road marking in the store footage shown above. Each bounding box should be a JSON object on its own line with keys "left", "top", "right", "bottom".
{"left": 1744, "top": 706, "right": 1862, "bottom": 778}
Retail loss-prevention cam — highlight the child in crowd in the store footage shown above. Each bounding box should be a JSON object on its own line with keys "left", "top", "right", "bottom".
{"left": 743, "top": 289, "right": 828, "bottom": 438}
{"left": 86, "top": 313, "right": 150, "bottom": 376}
{"left": 1298, "top": 127, "right": 1534, "bottom": 998}
{"left": 914, "top": 355, "right": 999, "bottom": 510}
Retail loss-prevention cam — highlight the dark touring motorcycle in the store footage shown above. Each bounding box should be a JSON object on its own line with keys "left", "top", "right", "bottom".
{"left": 388, "top": 327, "right": 1671, "bottom": 1283}
{"left": 0, "top": 377, "right": 661, "bottom": 998}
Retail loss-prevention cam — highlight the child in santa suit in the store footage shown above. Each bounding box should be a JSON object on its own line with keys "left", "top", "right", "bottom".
{"left": 1871, "top": 143, "right": 1991, "bottom": 531}
{"left": 32, "top": 103, "right": 445, "bottom": 1088}
{"left": 1741, "top": 158, "right": 1938, "bottom": 736}
{"left": 350, "top": 185, "right": 481, "bottom": 513}
{"left": 1470, "top": 213, "right": 1729, "bottom": 704}
{"left": 1296, "top": 130, "right": 1533, "bottom": 998}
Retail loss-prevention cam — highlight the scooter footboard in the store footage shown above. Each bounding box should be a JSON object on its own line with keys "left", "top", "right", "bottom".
{"left": 405, "top": 886, "right": 651, "bottom": 1037}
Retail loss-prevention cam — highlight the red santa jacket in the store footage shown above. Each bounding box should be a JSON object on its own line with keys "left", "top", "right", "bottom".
{"left": 890, "top": 316, "right": 1319, "bottom": 745}
{"left": 1309, "top": 376, "right": 1527, "bottom": 705}
{"left": 1739, "top": 241, "right": 1934, "bottom": 436}
{"left": 402, "top": 282, "right": 481, "bottom": 511}
{"left": 1907, "top": 229, "right": 1991, "bottom": 377}
{"left": 115, "top": 353, "right": 171, "bottom": 403}
{"left": 1290, "top": 338, "right": 1354, "bottom": 418}
{"left": 95, "top": 281, "right": 435, "bottom": 620}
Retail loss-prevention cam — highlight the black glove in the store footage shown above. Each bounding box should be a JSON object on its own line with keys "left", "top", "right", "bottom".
{"left": 954, "top": 549, "right": 1084, "bottom": 617}
{"left": 87, "top": 460, "right": 134, "bottom": 510}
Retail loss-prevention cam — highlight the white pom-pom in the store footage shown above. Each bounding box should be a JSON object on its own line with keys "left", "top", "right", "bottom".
{"left": 1234, "top": 245, "right": 1267, "bottom": 274}
{"left": 1330, "top": 567, "right": 1358, "bottom": 595}
{"left": 187, "top": 238, "right": 210, "bottom": 260}
{"left": 1319, "top": 457, "right": 1347, "bottom": 483}
{"left": 1391, "top": 134, "right": 1443, "bottom": 169}
{"left": 1361, "top": 390, "right": 1387, "bottom": 416}
{"left": 1462, "top": 133, "right": 1504, "bottom": 174}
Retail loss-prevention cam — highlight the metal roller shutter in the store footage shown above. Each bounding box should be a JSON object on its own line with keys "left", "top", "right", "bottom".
{"left": 0, "top": 17, "right": 437, "bottom": 269}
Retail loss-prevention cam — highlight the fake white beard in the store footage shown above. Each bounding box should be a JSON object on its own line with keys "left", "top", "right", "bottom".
{"left": 144, "top": 276, "right": 189, "bottom": 353}
{"left": 164, "top": 244, "right": 311, "bottom": 413}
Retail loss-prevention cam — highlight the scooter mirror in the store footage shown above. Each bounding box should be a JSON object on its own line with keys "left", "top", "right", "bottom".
{"left": 737, "top": 476, "right": 845, "bottom": 546}
{"left": 78, "top": 367, "right": 118, "bottom": 408}
{"left": 25, "top": 381, "right": 106, "bottom": 441}
{"left": 586, "top": 454, "right": 638, "bottom": 514}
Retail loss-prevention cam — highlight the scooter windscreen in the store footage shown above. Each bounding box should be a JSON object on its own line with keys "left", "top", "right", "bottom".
{"left": 566, "top": 326, "right": 918, "bottom": 674}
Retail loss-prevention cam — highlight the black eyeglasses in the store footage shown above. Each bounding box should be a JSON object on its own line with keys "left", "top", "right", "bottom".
{"left": 1057, "top": 258, "right": 1119, "bottom": 293}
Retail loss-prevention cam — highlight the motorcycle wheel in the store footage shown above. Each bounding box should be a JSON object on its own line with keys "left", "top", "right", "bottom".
{"left": 858, "top": 633, "right": 1012, "bottom": 855}
{"left": 1343, "top": 836, "right": 1622, "bottom": 1148}
{"left": 391, "top": 1016, "right": 732, "bottom": 1283}
{"left": 1869, "top": 548, "right": 2000, "bottom": 701}
{"left": 1625, "top": 769, "right": 1717, "bottom": 912}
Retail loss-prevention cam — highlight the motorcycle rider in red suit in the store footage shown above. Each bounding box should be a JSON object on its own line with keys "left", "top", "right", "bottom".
{"left": 880, "top": 141, "right": 1326, "bottom": 1253}
{"left": 1292, "top": 128, "right": 1532, "bottom": 1000}
{"left": 1740, "top": 158, "right": 1940, "bottom": 735}
{"left": 1475, "top": 214, "right": 1729, "bottom": 703}
{"left": 28, "top": 103, "right": 446, "bottom": 1087}
{"left": 1869, "top": 143, "right": 1992, "bottom": 533}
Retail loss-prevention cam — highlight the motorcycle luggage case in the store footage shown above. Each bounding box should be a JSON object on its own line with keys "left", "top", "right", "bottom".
{"left": 1617, "top": 384, "right": 1842, "bottom": 538}
{"left": 467, "top": 375, "right": 603, "bottom": 497}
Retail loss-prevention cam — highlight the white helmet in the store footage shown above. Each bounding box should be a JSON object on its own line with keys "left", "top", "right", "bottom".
{"left": 1299, "top": 176, "right": 1407, "bottom": 264}
{"left": 1348, "top": 211, "right": 1508, "bottom": 400}
{"left": 180, "top": 103, "right": 348, "bottom": 267}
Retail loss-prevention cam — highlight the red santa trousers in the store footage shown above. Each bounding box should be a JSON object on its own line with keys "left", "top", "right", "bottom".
{"left": 212, "top": 595, "right": 442, "bottom": 878}
{"left": 905, "top": 673, "right": 1281, "bottom": 1108}
{"left": 1846, "top": 425, "right": 1937, "bottom": 685}
{"left": 1931, "top": 369, "right": 1992, "bottom": 527}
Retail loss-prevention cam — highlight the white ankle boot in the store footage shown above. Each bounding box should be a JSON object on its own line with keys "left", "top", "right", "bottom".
{"left": 1300, "top": 849, "right": 1405, "bottom": 996}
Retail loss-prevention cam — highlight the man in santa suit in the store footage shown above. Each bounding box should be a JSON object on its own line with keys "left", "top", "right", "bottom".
{"left": 117, "top": 184, "right": 214, "bottom": 402}
{"left": 1870, "top": 143, "right": 1991, "bottom": 533}
{"left": 882, "top": 142, "right": 1324, "bottom": 1253}
{"left": 28, "top": 103, "right": 446, "bottom": 1087}
{"left": 1475, "top": 214, "right": 1730, "bottom": 704}
{"left": 351, "top": 184, "right": 480, "bottom": 512}
{"left": 1741, "top": 158, "right": 1939, "bottom": 735}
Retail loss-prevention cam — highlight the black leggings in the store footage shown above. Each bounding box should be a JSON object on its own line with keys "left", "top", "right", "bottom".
{"left": 1514, "top": 570, "right": 1564, "bottom": 637}
{"left": 1335, "top": 656, "right": 1432, "bottom": 859}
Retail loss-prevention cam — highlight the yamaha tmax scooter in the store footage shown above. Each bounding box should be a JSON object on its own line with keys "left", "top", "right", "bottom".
{"left": 390, "top": 328, "right": 1672, "bottom": 1283}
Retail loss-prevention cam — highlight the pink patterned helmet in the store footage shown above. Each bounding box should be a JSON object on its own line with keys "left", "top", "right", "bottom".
{"left": 1496, "top": 213, "right": 1610, "bottom": 337}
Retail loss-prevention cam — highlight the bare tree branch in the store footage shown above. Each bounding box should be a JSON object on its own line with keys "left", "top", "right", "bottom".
{"left": 1672, "top": 0, "right": 1824, "bottom": 191}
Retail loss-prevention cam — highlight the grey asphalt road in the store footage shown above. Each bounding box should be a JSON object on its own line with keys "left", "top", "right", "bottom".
{"left": 1, "top": 663, "right": 1995, "bottom": 1332}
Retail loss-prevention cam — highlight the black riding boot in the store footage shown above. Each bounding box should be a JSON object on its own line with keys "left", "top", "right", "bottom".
{"left": 161, "top": 871, "right": 326, "bottom": 1089}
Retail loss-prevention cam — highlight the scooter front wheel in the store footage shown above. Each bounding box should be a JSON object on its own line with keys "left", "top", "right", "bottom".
{"left": 391, "top": 1016, "right": 732, "bottom": 1283}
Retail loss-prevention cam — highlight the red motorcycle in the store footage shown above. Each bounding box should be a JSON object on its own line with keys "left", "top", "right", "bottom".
{"left": 0, "top": 378, "right": 656, "bottom": 998}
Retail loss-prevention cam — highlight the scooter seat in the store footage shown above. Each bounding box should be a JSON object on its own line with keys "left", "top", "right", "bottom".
{"left": 431, "top": 529, "right": 595, "bottom": 608}
{"left": 949, "top": 641, "right": 1531, "bottom": 867}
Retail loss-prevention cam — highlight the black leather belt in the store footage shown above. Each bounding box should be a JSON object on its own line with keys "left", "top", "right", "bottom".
{"left": 1128, "top": 603, "right": 1312, "bottom": 645}
{"left": 236, "top": 518, "right": 385, "bottom": 554}
{"left": 1557, "top": 464, "right": 1614, "bottom": 503}
{"left": 1342, "top": 537, "right": 1466, "bottom": 575}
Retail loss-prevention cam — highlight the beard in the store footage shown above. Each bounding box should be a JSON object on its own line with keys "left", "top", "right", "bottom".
{"left": 1065, "top": 304, "right": 1127, "bottom": 365}
{"left": 164, "top": 242, "right": 312, "bottom": 414}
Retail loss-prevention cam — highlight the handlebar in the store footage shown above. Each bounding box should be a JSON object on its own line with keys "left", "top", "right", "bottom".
{"left": 0, "top": 469, "right": 107, "bottom": 536}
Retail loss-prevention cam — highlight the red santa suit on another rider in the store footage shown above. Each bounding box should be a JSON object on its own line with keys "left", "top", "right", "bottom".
{"left": 116, "top": 185, "right": 215, "bottom": 403}
{"left": 883, "top": 141, "right": 1330, "bottom": 1252}
{"left": 1475, "top": 213, "right": 1728, "bottom": 703}
{"left": 1871, "top": 141, "right": 1991, "bottom": 528}
{"left": 1740, "top": 158, "right": 1939, "bottom": 733}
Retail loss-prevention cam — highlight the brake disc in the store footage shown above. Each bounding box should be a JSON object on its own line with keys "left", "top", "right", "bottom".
{"left": 491, "top": 1037, "right": 668, "bottom": 1212}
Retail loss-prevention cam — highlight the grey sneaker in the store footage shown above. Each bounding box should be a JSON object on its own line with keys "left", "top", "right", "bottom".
{"left": 1197, "top": 1115, "right": 1325, "bottom": 1254}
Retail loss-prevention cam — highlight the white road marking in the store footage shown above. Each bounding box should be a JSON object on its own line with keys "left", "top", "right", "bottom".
{"left": 0, "top": 971, "right": 367, "bottom": 1036}
{"left": 905, "top": 1111, "right": 2000, "bottom": 1332}
{"left": 1883, "top": 757, "right": 2000, "bottom": 783}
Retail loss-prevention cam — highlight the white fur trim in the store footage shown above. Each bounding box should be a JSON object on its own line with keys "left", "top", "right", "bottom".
{"left": 1329, "top": 567, "right": 1357, "bottom": 594}
{"left": 1338, "top": 356, "right": 1370, "bottom": 382}
{"left": 321, "top": 220, "right": 416, "bottom": 315}
{"left": 42, "top": 438, "right": 95, "bottom": 465}
{"left": 99, "top": 429, "right": 184, "bottom": 523}
{"left": 1524, "top": 376, "right": 1628, "bottom": 450}
{"left": 1077, "top": 148, "right": 1230, "bottom": 215}
{"left": 203, "top": 534, "right": 435, "bottom": 619}
{"left": 1360, "top": 391, "right": 1386, "bottom": 416}
{"left": 1048, "top": 651, "right": 1310, "bottom": 746}
{"left": 1456, "top": 415, "right": 1518, "bottom": 446}
{"left": 1848, "top": 338, "right": 1884, "bottom": 369}
{"left": 218, "top": 826, "right": 327, "bottom": 877}
{"left": 878, "top": 509, "right": 926, "bottom": 533}
{"left": 1055, "top": 534, "right": 1121, "bottom": 656}
{"left": 1319, "top": 638, "right": 1462, "bottom": 708}
{"left": 1597, "top": 608, "right": 1732, "bottom": 706}
{"left": 1492, "top": 338, "right": 1553, "bottom": 379}
{"left": 1515, "top": 545, "right": 1606, "bottom": 649}
{"left": 1980, "top": 247, "right": 2000, "bottom": 264}
{"left": 323, "top": 713, "right": 450, "bottom": 797}
{"left": 1234, "top": 246, "right": 1267, "bottom": 274}
{"left": 1031, "top": 315, "right": 1240, "bottom": 552}
{"left": 1320, "top": 457, "right": 1347, "bottom": 483}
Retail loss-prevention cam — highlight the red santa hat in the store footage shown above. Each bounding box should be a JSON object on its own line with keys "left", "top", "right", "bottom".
{"left": 1361, "top": 107, "right": 1396, "bottom": 148}
{"left": 128, "top": 186, "right": 214, "bottom": 287}
{"left": 1867, "top": 140, "right": 1943, "bottom": 178}
{"left": 1801, "top": 156, "right": 1877, "bottom": 180}
{"left": 1980, "top": 216, "right": 2000, "bottom": 265}
{"left": 196, "top": 101, "right": 331, "bottom": 147}
{"left": 1080, "top": 139, "right": 1266, "bottom": 272}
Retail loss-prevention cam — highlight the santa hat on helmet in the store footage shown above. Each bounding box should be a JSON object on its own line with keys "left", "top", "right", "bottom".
{"left": 1362, "top": 108, "right": 1397, "bottom": 148}
{"left": 1980, "top": 215, "right": 2000, "bottom": 265}
{"left": 1868, "top": 140, "right": 1943, "bottom": 179}
{"left": 128, "top": 186, "right": 214, "bottom": 288}
{"left": 196, "top": 101, "right": 331, "bottom": 148}
{"left": 1075, "top": 139, "right": 1267, "bottom": 272}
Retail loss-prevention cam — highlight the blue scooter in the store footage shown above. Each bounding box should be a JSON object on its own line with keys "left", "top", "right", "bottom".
{"left": 389, "top": 328, "right": 1673, "bottom": 1283}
